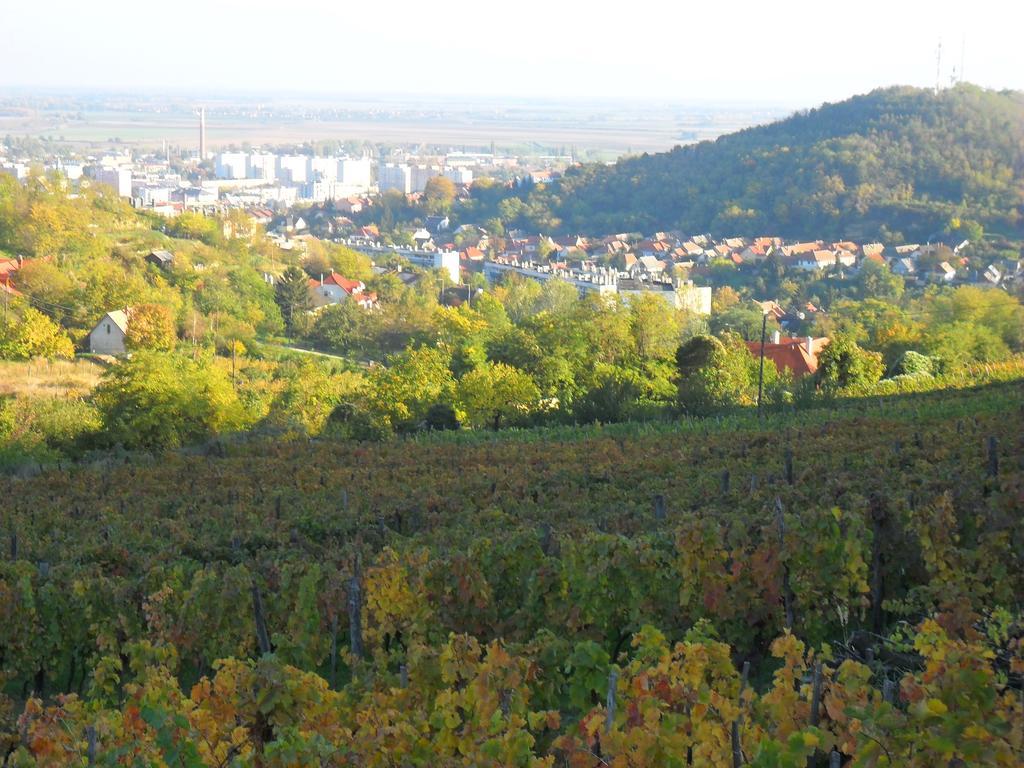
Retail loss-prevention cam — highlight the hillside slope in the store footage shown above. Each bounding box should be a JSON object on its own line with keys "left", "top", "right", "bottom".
{"left": 531, "top": 84, "right": 1024, "bottom": 241}
{"left": 1, "top": 382, "right": 1021, "bottom": 762}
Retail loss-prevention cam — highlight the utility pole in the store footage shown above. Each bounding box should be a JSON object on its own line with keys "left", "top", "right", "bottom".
{"left": 756, "top": 311, "right": 768, "bottom": 418}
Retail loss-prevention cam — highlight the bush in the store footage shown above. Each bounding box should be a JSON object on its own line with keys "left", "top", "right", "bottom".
{"left": 894, "top": 350, "right": 935, "bottom": 377}
{"left": 93, "top": 351, "right": 251, "bottom": 450}
{"left": 0, "top": 395, "right": 102, "bottom": 470}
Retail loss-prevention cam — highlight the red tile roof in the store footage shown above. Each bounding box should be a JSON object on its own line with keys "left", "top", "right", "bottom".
{"left": 309, "top": 273, "right": 365, "bottom": 294}
{"left": 746, "top": 337, "right": 829, "bottom": 379}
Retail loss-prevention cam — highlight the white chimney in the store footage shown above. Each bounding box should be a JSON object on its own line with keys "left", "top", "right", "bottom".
{"left": 772, "top": 330, "right": 781, "bottom": 344}
{"left": 806, "top": 336, "right": 813, "bottom": 355}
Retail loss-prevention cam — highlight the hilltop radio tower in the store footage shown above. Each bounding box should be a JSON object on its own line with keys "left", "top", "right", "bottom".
{"left": 935, "top": 41, "right": 942, "bottom": 94}
{"left": 198, "top": 107, "right": 207, "bottom": 160}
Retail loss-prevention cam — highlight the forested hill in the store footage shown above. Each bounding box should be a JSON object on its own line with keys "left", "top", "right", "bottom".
{"left": 526, "top": 84, "right": 1024, "bottom": 241}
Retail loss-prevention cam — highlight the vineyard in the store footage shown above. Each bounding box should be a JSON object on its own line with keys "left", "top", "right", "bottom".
{"left": 0, "top": 381, "right": 1022, "bottom": 766}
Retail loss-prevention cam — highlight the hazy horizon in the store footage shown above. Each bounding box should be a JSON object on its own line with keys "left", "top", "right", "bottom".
{"left": 4, "top": 0, "right": 1023, "bottom": 107}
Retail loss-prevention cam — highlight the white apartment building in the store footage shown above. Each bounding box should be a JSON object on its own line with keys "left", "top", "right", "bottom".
{"left": 91, "top": 167, "right": 132, "bottom": 197}
{"left": 276, "top": 155, "right": 308, "bottom": 184}
{"left": 134, "top": 185, "right": 174, "bottom": 206}
{"left": 215, "top": 152, "right": 249, "bottom": 180}
{"left": 444, "top": 167, "right": 473, "bottom": 185}
{"left": 248, "top": 153, "right": 277, "bottom": 182}
{"left": 0, "top": 163, "right": 29, "bottom": 181}
{"left": 339, "top": 158, "right": 372, "bottom": 190}
{"left": 309, "top": 156, "right": 338, "bottom": 181}
{"left": 379, "top": 163, "right": 412, "bottom": 194}
{"left": 410, "top": 164, "right": 443, "bottom": 193}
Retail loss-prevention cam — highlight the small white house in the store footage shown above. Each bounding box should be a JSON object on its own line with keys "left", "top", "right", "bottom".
{"left": 89, "top": 310, "right": 129, "bottom": 355}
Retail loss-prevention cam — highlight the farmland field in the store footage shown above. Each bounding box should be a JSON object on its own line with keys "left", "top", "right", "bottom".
{"left": 0, "top": 92, "right": 791, "bottom": 156}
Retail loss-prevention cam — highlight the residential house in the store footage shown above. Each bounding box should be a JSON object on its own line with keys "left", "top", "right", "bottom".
{"left": 893, "top": 258, "right": 916, "bottom": 276}
{"left": 412, "top": 228, "right": 433, "bottom": 248}
{"left": 795, "top": 250, "right": 841, "bottom": 271}
{"left": 336, "top": 197, "right": 365, "bottom": 215}
{"left": 146, "top": 250, "right": 174, "bottom": 270}
{"left": 754, "top": 300, "right": 787, "bottom": 322}
{"left": 680, "top": 241, "right": 704, "bottom": 257}
{"left": 779, "top": 241, "right": 824, "bottom": 259}
{"left": 983, "top": 264, "right": 1002, "bottom": 285}
{"left": 425, "top": 215, "right": 450, "bottom": 234}
{"left": 861, "top": 243, "right": 885, "bottom": 259}
{"left": 738, "top": 243, "right": 771, "bottom": 263}
{"left": 629, "top": 255, "right": 667, "bottom": 279}
{"left": 636, "top": 239, "right": 672, "bottom": 258}
{"left": 248, "top": 207, "right": 274, "bottom": 226}
{"left": 745, "top": 334, "right": 829, "bottom": 379}
{"left": 893, "top": 244, "right": 920, "bottom": 255}
{"left": 934, "top": 261, "right": 957, "bottom": 283}
{"left": 308, "top": 273, "right": 378, "bottom": 309}
{"left": 0, "top": 256, "right": 26, "bottom": 296}
{"left": 89, "top": 310, "right": 130, "bottom": 355}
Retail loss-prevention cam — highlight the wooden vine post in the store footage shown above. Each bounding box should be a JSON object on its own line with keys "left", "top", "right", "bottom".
{"left": 731, "top": 660, "right": 750, "bottom": 768}
{"left": 251, "top": 581, "right": 272, "bottom": 655}
{"left": 775, "top": 497, "right": 795, "bottom": 631}
{"left": 605, "top": 669, "right": 618, "bottom": 734}
{"left": 348, "top": 572, "right": 364, "bottom": 660}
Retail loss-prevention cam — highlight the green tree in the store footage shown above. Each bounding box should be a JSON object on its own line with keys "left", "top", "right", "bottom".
{"left": 815, "top": 335, "right": 884, "bottom": 392}
{"left": 856, "top": 259, "right": 904, "bottom": 301}
{"left": 456, "top": 362, "right": 540, "bottom": 430}
{"left": 275, "top": 266, "right": 313, "bottom": 334}
{"left": 676, "top": 333, "right": 764, "bottom": 414}
{"left": 628, "top": 294, "right": 682, "bottom": 361}
{"left": 93, "top": 351, "right": 250, "bottom": 449}
{"left": 364, "top": 346, "right": 456, "bottom": 433}
{"left": 573, "top": 363, "right": 643, "bottom": 423}
{"left": 264, "top": 359, "right": 365, "bottom": 435}
{"left": 923, "top": 322, "right": 1011, "bottom": 371}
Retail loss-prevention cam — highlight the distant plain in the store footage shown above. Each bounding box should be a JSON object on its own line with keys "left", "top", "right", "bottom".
{"left": 0, "top": 92, "right": 792, "bottom": 158}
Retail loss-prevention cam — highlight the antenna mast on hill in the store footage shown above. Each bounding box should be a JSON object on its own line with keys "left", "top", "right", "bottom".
{"left": 935, "top": 40, "right": 943, "bottom": 94}
{"left": 960, "top": 34, "right": 966, "bottom": 84}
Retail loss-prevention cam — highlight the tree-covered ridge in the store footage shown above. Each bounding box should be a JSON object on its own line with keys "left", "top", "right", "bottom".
{"left": 520, "top": 84, "right": 1024, "bottom": 241}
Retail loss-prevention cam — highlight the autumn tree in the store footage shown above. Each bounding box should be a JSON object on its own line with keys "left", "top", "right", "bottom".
{"left": 422, "top": 176, "right": 456, "bottom": 215}
{"left": 0, "top": 304, "right": 75, "bottom": 360}
{"left": 125, "top": 303, "right": 176, "bottom": 351}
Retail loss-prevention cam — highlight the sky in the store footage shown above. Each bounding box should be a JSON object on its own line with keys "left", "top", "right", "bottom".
{"left": 3, "top": 0, "right": 1023, "bottom": 108}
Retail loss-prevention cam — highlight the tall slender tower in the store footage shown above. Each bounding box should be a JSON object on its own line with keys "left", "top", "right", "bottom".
{"left": 199, "top": 108, "right": 207, "bottom": 160}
